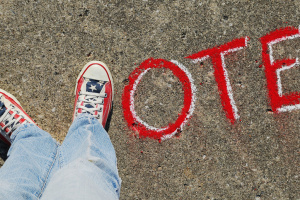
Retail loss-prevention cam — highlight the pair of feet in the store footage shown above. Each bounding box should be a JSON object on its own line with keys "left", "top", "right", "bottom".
{"left": 0, "top": 61, "right": 113, "bottom": 145}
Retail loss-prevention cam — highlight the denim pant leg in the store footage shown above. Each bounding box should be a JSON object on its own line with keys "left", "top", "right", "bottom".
{"left": 0, "top": 124, "right": 59, "bottom": 200}
{"left": 40, "top": 114, "right": 121, "bottom": 200}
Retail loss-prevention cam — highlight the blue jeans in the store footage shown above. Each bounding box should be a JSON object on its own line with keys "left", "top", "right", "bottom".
{"left": 0, "top": 114, "right": 121, "bottom": 200}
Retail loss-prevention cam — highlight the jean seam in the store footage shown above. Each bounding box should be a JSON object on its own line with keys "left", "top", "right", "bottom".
{"left": 58, "top": 145, "right": 64, "bottom": 169}
{"left": 37, "top": 142, "right": 60, "bottom": 199}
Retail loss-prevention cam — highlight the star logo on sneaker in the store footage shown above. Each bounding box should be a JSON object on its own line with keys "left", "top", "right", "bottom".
{"left": 89, "top": 85, "right": 97, "bottom": 92}
{"left": 86, "top": 79, "right": 107, "bottom": 93}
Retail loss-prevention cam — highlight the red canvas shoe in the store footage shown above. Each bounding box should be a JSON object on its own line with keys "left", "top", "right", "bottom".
{"left": 73, "top": 61, "right": 114, "bottom": 127}
{"left": 0, "top": 89, "right": 36, "bottom": 145}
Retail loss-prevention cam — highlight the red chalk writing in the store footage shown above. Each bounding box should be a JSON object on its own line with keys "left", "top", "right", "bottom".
{"left": 122, "top": 26, "right": 300, "bottom": 140}
{"left": 122, "top": 58, "right": 196, "bottom": 141}
{"left": 260, "top": 26, "right": 300, "bottom": 112}
{"left": 186, "top": 37, "right": 249, "bottom": 123}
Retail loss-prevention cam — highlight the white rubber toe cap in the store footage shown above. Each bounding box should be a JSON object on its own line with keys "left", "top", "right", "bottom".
{"left": 82, "top": 64, "right": 110, "bottom": 81}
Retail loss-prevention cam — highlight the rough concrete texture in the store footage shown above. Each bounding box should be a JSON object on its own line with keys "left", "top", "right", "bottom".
{"left": 0, "top": 0, "right": 299, "bottom": 199}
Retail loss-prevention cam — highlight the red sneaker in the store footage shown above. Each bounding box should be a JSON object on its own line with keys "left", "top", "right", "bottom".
{"left": 0, "top": 89, "right": 36, "bottom": 145}
{"left": 73, "top": 61, "right": 114, "bottom": 127}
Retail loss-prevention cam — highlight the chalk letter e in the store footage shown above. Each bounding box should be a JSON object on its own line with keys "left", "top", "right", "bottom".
{"left": 260, "top": 26, "right": 300, "bottom": 112}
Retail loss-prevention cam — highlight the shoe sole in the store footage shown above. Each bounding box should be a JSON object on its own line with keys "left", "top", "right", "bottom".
{"left": 74, "top": 61, "right": 114, "bottom": 101}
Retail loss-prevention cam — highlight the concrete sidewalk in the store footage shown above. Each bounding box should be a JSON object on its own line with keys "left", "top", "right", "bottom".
{"left": 0, "top": 1, "right": 299, "bottom": 199}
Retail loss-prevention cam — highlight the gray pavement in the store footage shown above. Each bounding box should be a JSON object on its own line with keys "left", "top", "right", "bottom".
{"left": 0, "top": 0, "right": 299, "bottom": 199}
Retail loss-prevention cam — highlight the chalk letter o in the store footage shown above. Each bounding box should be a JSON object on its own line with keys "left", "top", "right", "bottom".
{"left": 122, "top": 58, "right": 196, "bottom": 141}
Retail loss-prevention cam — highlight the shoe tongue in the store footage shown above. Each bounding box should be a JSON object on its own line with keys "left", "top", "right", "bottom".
{"left": 0, "top": 101, "right": 7, "bottom": 117}
{"left": 85, "top": 79, "right": 107, "bottom": 94}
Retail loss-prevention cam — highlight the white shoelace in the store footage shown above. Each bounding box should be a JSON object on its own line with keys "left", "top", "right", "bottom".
{"left": 0, "top": 106, "right": 26, "bottom": 135}
{"left": 77, "top": 91, "right": 107, "bottom": 118}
